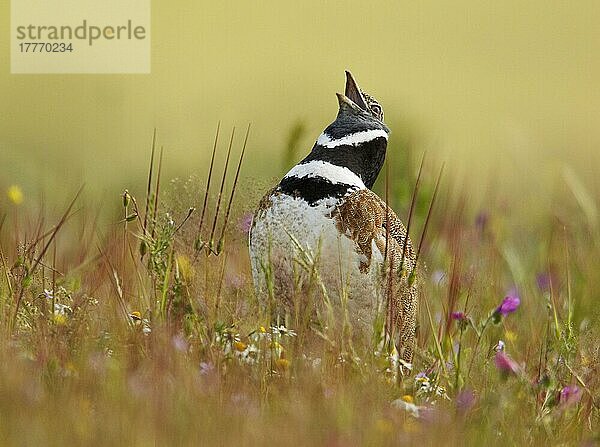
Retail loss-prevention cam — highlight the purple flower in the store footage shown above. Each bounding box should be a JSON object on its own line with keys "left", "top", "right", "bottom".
{"left": 495, "top": 292, "right": 520, "bottom": 316}
{"left": 451, "top": 311, "right": 469, "bottom": 330}
{"left": 238, "top": 213, "right": 253, "bottom": 235}
{"left": 451, "top": 311, "right": 466, "bottom": 321}
{"left": 559, "top": 385, "right": 581, "bottom": 406}
{"left": 456, "top": 389, "right": 476, "bottom": 413}
{"left": 494, "top": 351, "right": 519, "bottom": 375}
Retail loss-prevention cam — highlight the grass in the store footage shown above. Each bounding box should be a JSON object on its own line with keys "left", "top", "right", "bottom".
{"left": 0, "top": 126, "right": 598, "bottom": 446}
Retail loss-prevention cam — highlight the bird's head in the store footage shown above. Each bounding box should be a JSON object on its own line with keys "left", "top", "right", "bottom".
{"left": 300, "top": 71, "right": 389, "bottom": 189}
{"left": 343, "top": 70, "right": 384, "bottom": 122}
{"left": 279, "top": 72, "right": 390, "bottom": 202}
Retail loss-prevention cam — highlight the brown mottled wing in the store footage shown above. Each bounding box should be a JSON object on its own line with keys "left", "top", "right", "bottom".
{"left": 332, "top": 189, "right": 419, "bottom": 367}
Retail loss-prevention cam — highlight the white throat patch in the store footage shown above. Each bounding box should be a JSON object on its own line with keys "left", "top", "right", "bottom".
{"left": 316, "top": 129, "right": 388, "bottom": 149}
{"left": 284, "top": 160, "right": 366, "bottom": 189}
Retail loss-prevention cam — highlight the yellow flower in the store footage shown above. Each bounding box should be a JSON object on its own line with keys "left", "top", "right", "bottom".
{"left": 259, "top": 326, "right": 267, "bottom": 333}
{"left": 53, "top": 314, "right": 67, "bottom": 325}
{"left": 234, "top": 341, "right": 247, "bottom": 352}
{"left": 401, "top": 395, "right": 414, "bottom": 404}
{"left": 7, "top": 185, "right": 23, "bottom": 205}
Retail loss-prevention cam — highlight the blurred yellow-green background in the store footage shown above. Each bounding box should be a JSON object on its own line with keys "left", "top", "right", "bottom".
{"left": 2, "top": 1, "right": 600, "bottom": 207}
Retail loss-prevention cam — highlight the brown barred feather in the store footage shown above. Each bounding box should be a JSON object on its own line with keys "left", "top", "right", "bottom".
{"left": 331, "top": 188, "right": 419, "bottom": 367}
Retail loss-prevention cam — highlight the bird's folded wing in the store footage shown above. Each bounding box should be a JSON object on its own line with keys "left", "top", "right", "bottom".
{"left": 332, "top": 189, "right": 415, "bottom": 272}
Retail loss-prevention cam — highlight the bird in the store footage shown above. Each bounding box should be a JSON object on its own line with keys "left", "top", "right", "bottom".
{"left": 249, "top": 71, "right": 418, "bottom": 368}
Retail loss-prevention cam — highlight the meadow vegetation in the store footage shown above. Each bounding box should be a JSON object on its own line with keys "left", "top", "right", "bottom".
{"left": 0, "top": 126, "right": 598, "bottom": 446}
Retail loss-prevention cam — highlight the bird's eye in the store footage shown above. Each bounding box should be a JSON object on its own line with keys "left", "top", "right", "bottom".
{"left": 371, "top": 104, "right": 382, "bottom": 118}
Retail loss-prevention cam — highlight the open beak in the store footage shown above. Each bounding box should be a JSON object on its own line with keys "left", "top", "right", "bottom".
{"left": 336, "top": 92, "right": 359, "bottom": 111}
{"left": 344, "top": 70, "right": 368, "bottom": 111}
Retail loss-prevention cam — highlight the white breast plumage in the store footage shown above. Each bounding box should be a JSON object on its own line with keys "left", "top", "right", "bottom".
{"left": 249, "top": 191, "right": 386, "bottom": 328}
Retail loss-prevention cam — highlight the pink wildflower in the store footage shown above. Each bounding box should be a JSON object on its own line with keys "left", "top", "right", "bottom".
{"left": 494, "top": 351, "right": 519, "bottom": 375}
{"left": 495, "top": 292, "right": 520, "bottom": 316}
{"left": 559, "top": 385, "right": 581, "bottom": 406}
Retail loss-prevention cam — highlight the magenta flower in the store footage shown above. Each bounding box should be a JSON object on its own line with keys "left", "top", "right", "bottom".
{"left": 451, "top": 311, "right": 466, "bottom": 321}
{"left": 494, "top": 351, "right": 519, "bottom": 375}
{"left": 559, "top": 385, "right": 581, "bottom": 406}
{"left": 451, "top": 311, "right": 468, "bottom": 329}
{"left": 495, "top": 292, "right": 520, "bottom": 316}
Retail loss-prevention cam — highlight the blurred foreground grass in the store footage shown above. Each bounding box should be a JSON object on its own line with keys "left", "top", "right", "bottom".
{"left": 0, "top": 132, "right": 599, "bottom": 446}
